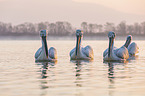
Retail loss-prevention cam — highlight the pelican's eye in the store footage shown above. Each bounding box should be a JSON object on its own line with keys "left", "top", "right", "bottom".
{"left": 80, "top": 32, "right": 83, "bottom": 36}
{"left": 112, "top": 33, "right": 115, "bottom": 38}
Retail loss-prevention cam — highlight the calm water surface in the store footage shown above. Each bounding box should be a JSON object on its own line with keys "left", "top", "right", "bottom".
{"left": 0, "top": 40, "right": 145, "bottom": 96}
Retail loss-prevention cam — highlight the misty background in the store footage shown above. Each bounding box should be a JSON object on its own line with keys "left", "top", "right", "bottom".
{"left": 0, "top": 0, "right": 145, "bottom": 38}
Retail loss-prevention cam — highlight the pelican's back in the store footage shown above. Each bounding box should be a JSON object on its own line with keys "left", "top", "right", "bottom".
{"left": 128, "top": 42, "right": 139, "bottom": 56}
{"left": 83, "top": 45, "right": 94, "bottom": 59}
{"left": 116, "top": 46, "right": 129, "bottom": 59}
{"left": 35, "top": 47, "right": 42, "bottom": 59}
{"left": 103, "top": 48, "right": 108, "bottom": 58}
{"left": 70, "top": 48, "right": 75, "bottom": 57}
{"left": 49, "top": 47, "right": 57, "bottom": 59}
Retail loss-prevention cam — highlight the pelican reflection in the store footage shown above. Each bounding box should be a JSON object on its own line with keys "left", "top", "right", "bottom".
{"left": 75, "top": 60, "right": 83, "bottom": 87}
{"left": 108, "top": 63, "right": 115, "bottom": 85}
{"left": 72, "top": 60, "right": 92, "bottom": 87}
{"left": 106, "top": 62, "right": 129, "bottom": 96}
{"left": 36, "top": 62, "right": 56, "bottom": 91}
{"left": 107, "top": 62, "right": 116, "bottom": 96}
{"left": 107, "top": 62, "right": 128, "bottom": 85}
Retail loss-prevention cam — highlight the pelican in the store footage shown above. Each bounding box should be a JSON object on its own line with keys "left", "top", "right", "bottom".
{"left": 103, "top": 32, "right": 129, "bottom": 62}
{"left": 35, "top": 30, "right": 57, "bottom": 62}
{"left": 124, "top": 35, "right": 139, "bottom": 57}
{"left": 70, "top": 29, "right": 94, "bottom": 60}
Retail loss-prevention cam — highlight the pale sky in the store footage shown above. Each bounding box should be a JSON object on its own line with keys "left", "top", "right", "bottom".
{"left": 73, "top": 0, "right": 145, "bottom": 15}
{"left": 0, "top": 0, "right": 145, "bottom": 15}
{"left": 0, "top": 0, "right": 145, "bottom": 25}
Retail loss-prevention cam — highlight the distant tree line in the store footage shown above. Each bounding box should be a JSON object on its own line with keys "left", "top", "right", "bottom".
{"left": 0, "top": 21, "right": 74, "bottom": 36}
{"left": 81, "top": 21, "right": 145, "bottom": 36}
{"left": 0, "top": 21, "right": 145, "bottom": 36}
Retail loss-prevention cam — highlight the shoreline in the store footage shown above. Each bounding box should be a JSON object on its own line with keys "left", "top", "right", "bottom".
{"left": 0, "top": 35, "right": 145, "bottom": 40}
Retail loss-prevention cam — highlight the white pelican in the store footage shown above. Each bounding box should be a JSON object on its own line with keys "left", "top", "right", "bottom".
{"left": 124, "top": 35, "right": 139, "bottom": 57}
{"left": 103, "top": 32, "right": 129, "bottom": 62}
{"left": 70, "top": 29, "right": 94, "bottom": 60}
{"left": 35, "top": 30, "right": 57, "bottom": 62}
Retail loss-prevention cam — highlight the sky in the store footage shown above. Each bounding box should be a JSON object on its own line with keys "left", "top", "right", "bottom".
{"left": 74, "top": 0, "right": 145, "bottom": 15}
{"left": 0, "top": 0, "right": 145, "bottom": 25}
{"left": 0, "top": 0, "right": 145, "bottom": 15}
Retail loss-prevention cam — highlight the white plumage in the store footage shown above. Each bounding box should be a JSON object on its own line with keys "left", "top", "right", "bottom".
{"left": 70, "top": 30, "right": 94, "bottom": 60}
{"left": 103, "top": 32, "right": 129, "bottom": 62}
{"left": 124, "top": 35, "right": 139, "bottom": 57}
{"left": 35, "top": 30, "right": 57, "bottom": 62}
{"left": 128, "top": 42, "right": 139, "bottom": 57}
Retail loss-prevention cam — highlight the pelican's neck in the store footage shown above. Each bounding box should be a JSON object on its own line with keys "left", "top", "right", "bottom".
{"left": 41, "top": 36, "right": 48, "bottom": 58}
{"left": 75, "top": 36, "right": 82, "bottom": 56}
{"left": 124, "top": 38, "right": 131, "bottom": 48}
{"left": 108, "top": 38, "right": 114, "bottom": 58}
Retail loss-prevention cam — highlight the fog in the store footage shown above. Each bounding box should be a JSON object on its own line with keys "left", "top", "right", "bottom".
{"left": 0, "top": 0, "right": 145, "bottom": 26}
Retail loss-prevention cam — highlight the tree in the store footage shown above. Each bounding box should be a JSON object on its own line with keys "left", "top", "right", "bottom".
{"left": 141, "top": 22, "right": 145, "bottom": 35}
{"left": 133, "top": 23, "right": 141, "bottom": 35}
{"left": 127, "top": 25, "right": 134, "bottom": 34}
{"left": 97, "top": 24, "right": 103, "bottom": 32}
{"left": 49, "top": 23, "right": 56, "bottom": 35}
{"left": 63, "top": 22, "right": 73, "bottom": 35}
{"left": 55, "top": 21, "right": 65, "bottom": 35}
{"left": 88, "top": 24, "right": 95, "bottom": 33}
{"left": 104, "top": 22, "right": 115, "bottom": 32}
{"left": 81, "top": 22, "right": 88, "bottom": 33}
{"left": 117, "top": 21, "right": 127, "bottom": 35}
{"left": 38, "top": 22, "right": 47, "bottom": 31}
{"left": 0, "top": 22, "right": 8, "bottom": 35}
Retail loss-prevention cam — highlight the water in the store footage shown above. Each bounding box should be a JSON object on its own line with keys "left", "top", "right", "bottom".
{"left": 0, "top": 40, "right": 145, "bottom": 96}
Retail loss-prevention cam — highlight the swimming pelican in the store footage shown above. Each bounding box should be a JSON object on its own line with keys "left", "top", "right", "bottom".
{"left": 124, "top": 35, "right": 139, "bottom": 57}
{"left": 103, "top": 32, "right": 129, "bottom": 62}
{"left": 70, "top": 29, "right": 94, "bottom": 60}
{"left": 35, "top": 30, "right": 57, "bottom": 62}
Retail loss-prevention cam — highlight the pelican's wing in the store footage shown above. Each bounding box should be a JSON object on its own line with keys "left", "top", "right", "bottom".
{"left": 103, "top": 48, "right": 108, "bottom": 57}
{"left": 128, "top": 42, "right": 139, "bottom": 56}
{"left": 82, "top": 45, "right": 94, "bottom": 59}
{"left": 116, "top": 46, "right": 129, "bottom": 59}
{"left": 35, "top": 47, "right": 42, "bottom": 59}
{"left": 49, "top": 47, "right": 57, "bottom": 59}
{"left": 70, "top": 48, "right": 75, "bottom": 57}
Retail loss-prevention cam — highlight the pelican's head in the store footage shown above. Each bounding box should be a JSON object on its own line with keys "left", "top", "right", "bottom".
{"left": 108, "top": 31, "right": 116, "bottom": 39}
{"left": 76, "top": 29, "right": 83, "bottom": 37}
{"left": 127, "top": 35, "right": 132, "bottom": 41}
{"left": 124, "top": 35, "right": 132, "bottom": 48}
{"left": 40, "top": 30, "right": 48, "bottom": 37}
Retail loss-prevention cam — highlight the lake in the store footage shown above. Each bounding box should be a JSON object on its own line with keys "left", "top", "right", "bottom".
{"left": 0, "top": 40, "right": 145, "bottom": 96}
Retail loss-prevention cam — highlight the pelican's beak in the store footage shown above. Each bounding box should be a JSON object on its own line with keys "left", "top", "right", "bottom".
{"left": 75, "top": 36, "right": 81, "bottom": 56}
{"left": 42, "top": 36, "right": 48, "bottom": 58}
{"left": 108, "top": 37, "right": 114, "bottom": 58}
